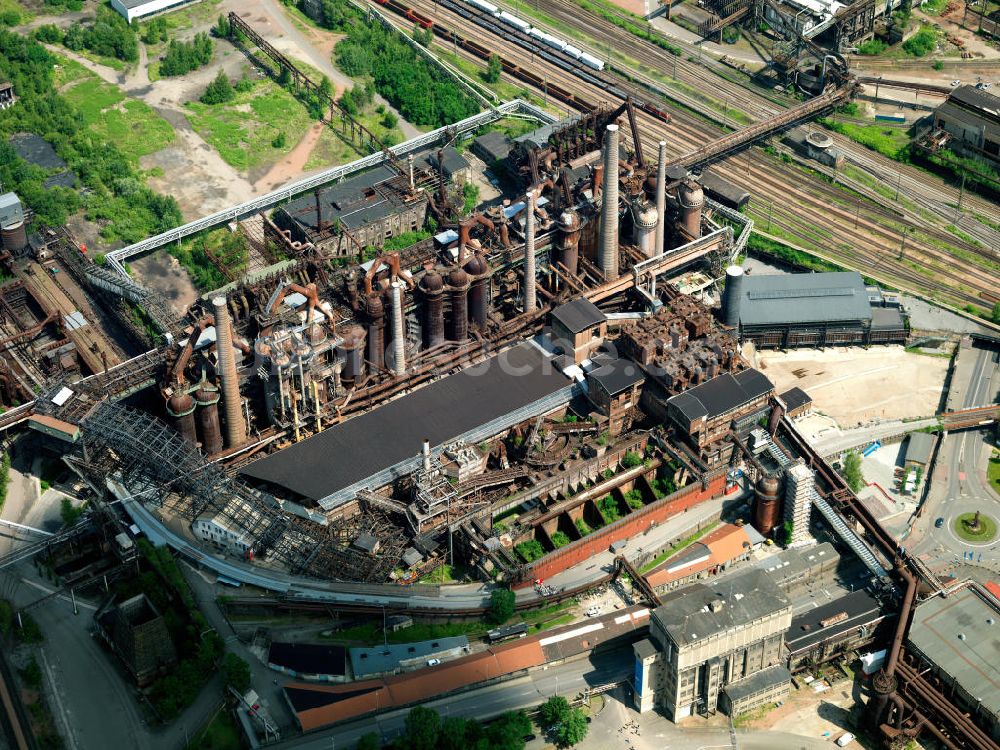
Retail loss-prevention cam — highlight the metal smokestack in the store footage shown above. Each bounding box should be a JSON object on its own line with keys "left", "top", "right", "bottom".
{"left": 211, "top": 296, "right": 246, "bottom": 447}
{"left": 422, "top": 438, "right": 431, "bottom": 473}
{"left": 391, "top": 281, "right": 405, "bottom": 377}
{"left": 408, "top": 153, "right": 415, "bottom": 192}
{"left": 723, "top": 265, "right": 745, "bottom": 328}
{"left": 655, "top": 141, "right": 667, "bottom": 257}
{"left": 599, "top": 124, "right": 619, "bottom": 280}
{"left": 524, "top": 191, "right": 536, "bottom": 312}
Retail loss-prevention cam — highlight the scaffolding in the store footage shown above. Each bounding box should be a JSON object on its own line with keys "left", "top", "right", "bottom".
{"left": 80, "top": 401, "right": 407, "bottom": 582}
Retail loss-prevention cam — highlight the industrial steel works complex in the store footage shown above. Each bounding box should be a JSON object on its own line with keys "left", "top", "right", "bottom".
{"left": 0, "top": 1, "right": 998, "bottom": 750}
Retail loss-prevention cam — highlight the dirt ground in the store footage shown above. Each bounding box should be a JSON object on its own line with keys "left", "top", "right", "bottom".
{"left": 750, "top": 345, "right": 949, "bottom": 426}
{"left": 129, "top": 250, "right": 202, "bottom": 316}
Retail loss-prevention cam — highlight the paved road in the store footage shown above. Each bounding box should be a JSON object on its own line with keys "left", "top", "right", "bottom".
{"left": 277, "top": 647, "right": 634, "bottom": 748}
{"left": 808, "top": 418, "right": 940, "bottom": 458}
{"left": 908, "top": 344, "right": 999, "bottom": 568}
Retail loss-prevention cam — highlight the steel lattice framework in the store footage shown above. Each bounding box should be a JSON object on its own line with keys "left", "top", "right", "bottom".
{"left": 80, "top": 401, "right": 407, "bottom": 581}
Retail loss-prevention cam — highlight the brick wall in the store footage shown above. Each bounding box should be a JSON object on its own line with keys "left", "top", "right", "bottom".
{"left": 517, "top": 471, "right": 727, "bottom": 584}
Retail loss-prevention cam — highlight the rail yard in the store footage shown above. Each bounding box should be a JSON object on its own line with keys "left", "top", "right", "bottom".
{"left": 0, "top": 0, "right": 998, "bottom": 749}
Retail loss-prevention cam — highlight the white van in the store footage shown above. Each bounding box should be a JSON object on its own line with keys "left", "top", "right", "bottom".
{"left": 836, "top": 732, "right": 855, "bottom": 747}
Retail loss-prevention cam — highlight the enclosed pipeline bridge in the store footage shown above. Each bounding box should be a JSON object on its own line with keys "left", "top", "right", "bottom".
{"left": 667, "top": 79, "right": 855, "bottom": 171}
{"left": 104, "top": 100, "right": 556, "bottom": 278}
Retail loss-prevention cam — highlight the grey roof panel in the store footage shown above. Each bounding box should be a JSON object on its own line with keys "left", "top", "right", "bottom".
{"left": 723, "top": 665, "right": 791, "bottom": 701}
{"left": 905, "top": 432, "right": 935, "bottom": 465}
{"left": 734, "top": 272, "right": 873, "bottom": 327}
{"left": 652, "top": 568, "right": 789, "bottom": 647}
{"left": 779, "top": 386, "right": 812, "bottom": 412}
{"left": 948, "top": 85, "right": 1000, "bottom": 121}
{"left": 666, "top": 369, "right": 773, "bottom": 422}
{"left": 551, "top": 298, "right": 606, "bottom": 334}
{"left": 587, "top": 357, "right": 645, "bottom": 396}
{"left": 907, "top": 585, "right": 1000, "bottom": 722}
{"left": 785, "top": 590, "right": 882, "bottom": 652}
{"left": 240, "top": 343, "right": 568, "bottom": 503}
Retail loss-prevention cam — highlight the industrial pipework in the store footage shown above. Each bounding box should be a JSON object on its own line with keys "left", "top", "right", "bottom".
{"left": 599, "top": 124, "right": 620, "bottom": 280}
{"left": 211, "top": 296, "right": 246, "bottom": 447}
{"left": 524, "top": 189, "right": 537, "bottom": 312}
{"left": 391, "top": 281, "right": 406, "bottom": 377}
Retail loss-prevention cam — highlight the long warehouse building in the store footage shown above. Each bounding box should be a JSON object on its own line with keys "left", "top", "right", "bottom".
{"left": 720, "top": 269, "right": 908, "bottom": 348}
{"left": 240, "top": 342, "right": 573, "bottom": 510}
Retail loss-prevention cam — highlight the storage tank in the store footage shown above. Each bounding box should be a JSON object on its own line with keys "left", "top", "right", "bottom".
{"left": 678, "top": 179, "right": 703, "bottom": 239}
{"left": 633, "top": 201, "right": 658, "bottom": 258}
{"left": 447, "top": 267, "right": 470, "bottom": 342}
{"left": 0, "top": 220, "right": 28, "bottom": 256}
{"left": 194, "top": 382, "right": 223, "bottom": 455}
{"left": 339, "top": 324, "right": 366, "bottom": 387}
{"left": 420, "top": 267, "right": 445, "bottom": 349}
{"left": 722, "top": 265, "right": 744, "bottom": 328}
{"left": 559, "top": 209, "right": 581, "bottom": 277}
{"left": 366, "top": 293, "right": 385, "bottom": 371}
{"left": 752, "top": 474, "right": 782, "bottom": 535}
{"left": 464, "top": 253, "right": 491, "bottom": 329}
{"left": 166, "top": 392, "right": 197, "bottom": 445}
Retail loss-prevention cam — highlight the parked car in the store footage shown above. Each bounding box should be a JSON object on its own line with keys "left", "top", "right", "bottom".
{"left": 951, "top": 79, "right": 962, "bottom": 86}
{"left": 836, "top": 732, "right": 856, "bottom": 747}
{"left": 427, "top": 658, "right": 441, "bottom": 666}
{"left": 935, "top": 517, "right": 944, "bottom": 528}
{"left": 585, "top": 606, "right": 601, "bottom": 617}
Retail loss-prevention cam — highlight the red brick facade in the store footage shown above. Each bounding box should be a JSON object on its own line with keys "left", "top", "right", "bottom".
{"left": 517, "top": 472, "right": 727, "bottom": 584}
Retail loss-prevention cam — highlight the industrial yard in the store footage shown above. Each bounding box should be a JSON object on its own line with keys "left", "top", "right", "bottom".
{"left": 0, "top": 0, "right": 997, "bottom": 749}
{"left": 754, "top": 345, "right": 950, "bottom": 425}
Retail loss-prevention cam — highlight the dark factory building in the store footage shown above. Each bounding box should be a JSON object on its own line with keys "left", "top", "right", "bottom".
{"left": 721, "top": 268, "right": 908, "bottom": 348}
{"left": 240, "top": 343, "right": 572, "bottom": 511}
{"left": 272, "top": 165, "right": 427, "bottom": 253}
{"left": 666, "top": 368, "right": 774, "bottom": 452}
{"left": 932, "top": 85, "right": 1000, "bottom": 165}
{"left": 785, "top": 589, "right": 886, "bottom": 671}
{"left": 585, "top": 356, "right": 646, "bottom": 435}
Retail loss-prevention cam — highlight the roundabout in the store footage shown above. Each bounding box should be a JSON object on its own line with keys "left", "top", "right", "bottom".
{"left": 953, "top": 511, "right": 997, "bottom": 544}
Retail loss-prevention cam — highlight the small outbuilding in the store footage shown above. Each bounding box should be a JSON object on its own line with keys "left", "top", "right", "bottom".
{"left": 110, "top": 0, "right": 201, "bottom": 22}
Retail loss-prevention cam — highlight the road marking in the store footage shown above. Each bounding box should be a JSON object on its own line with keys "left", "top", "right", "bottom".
{"left": 38, "top": 650, "right": 78, "bottom": 750}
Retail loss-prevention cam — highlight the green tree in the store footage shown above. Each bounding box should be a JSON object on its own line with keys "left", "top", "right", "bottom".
{"left": 60, "top": 498, "right": 84, "bottom": 527}
{"left": 200, "top": 70, "right": 235, "bottom": 105}
{"left": 622, "top": 450, "right": 642, "bottom": 468}
{"left": 272, "top": 132, "right": 287, "bottom": 148}
{"left": 485, "top": 54, "right": 502, "bottom": 83}
{"left": 439, "top": 716, "right": 472, "bottom": 750}
{"left": 553, "top": 708, "right": 588, "bottom": 747}
{"left": 991, "top": 302, "right": 1000, "bottom": 324}
{"left": 221, "top": 652, "right": 251, "bottom": 693}
{"left": 780, "top": 520, "right": 794, "bottom": 545}
{"left": 488, "top": 588, "right": 515, "bottom": 625}
{"left": 487, "top": 710, "right": 531, "bottom": 750}
{"left": 319, "top": 75, "right": 333, "bottom": 99}
{"left": 214, "top": 14, "right": 231, "bottom": 38}
{"left": 539, "top": 695, "right": 571, "bottom": 728}
{"left": 403, "top": 706, "right": 441, "bottom": 750}
{"left": 842, "top": 450, "right": 864, "bottom": 492}
{"left": 356, "top": 733, "right": 381, "bottom": 750}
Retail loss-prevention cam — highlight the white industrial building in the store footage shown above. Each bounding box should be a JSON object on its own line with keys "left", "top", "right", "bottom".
{"left": 110, "top": 0, "right": 200, "bottom": 22}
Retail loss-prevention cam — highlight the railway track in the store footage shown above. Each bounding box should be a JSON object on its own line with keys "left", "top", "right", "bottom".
{"left": 373, "top": 0, "right": 998, "bottom": 308}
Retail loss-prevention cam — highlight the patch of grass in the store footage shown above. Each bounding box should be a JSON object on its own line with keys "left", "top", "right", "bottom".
{"left": 185, "top": 78, "right": 313, "bottom": 171}
{"left": 819, "top": 118, "right": 910, "bottom": 161}
{"left": 304, "top": 127, "right": 360, "bottom": 171}
{"left": 639, "top": 521, "right": 720, "bottom": 573}
{"left": 954, "top": 512, "right": 997, "bottom": 542}
{"left": 988, "top": 457, "right": 1000, "bottom": 498}
{"left": 186, "top": 707, "right": 241, "bottom": 750}
{"left": 921, "top": 0, "right": 948, "bottom": 13}
{"left": 60, "top": 72, "right": 175, "bottom": 163}
{"left": 0, "top": 0, "right": 31, "bottom": 24}
{"left": 516, "top": 539, "right": 546, "bottom": 562}
{"left": 551, "top": 531, "right": 571, "bottom": 548}
{"left": 51, "top": 55, "right": 92, "bottom": 88}
{"left": 144, "top": 0, "right": 223, "bottom": 35}
{"left": 70, "top": 46, "right": 127, "bottom": 72}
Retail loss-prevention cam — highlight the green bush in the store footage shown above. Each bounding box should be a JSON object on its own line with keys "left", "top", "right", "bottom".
{"left": 488, "top": 588, "right": 516, "bottom": 624}
{"left": 159, "top": 33, "right": 213, "bottom": 77}
{"left": 622, "top": 450, "right": 642, "bottom": 469}
{"left": 903, "top": 27, "right": 936, "bottom": 56}
{"left": 624, "top": 489, "right": 644, "bottom": 510}
{"left": 551, "top": 531, "right": 571, "bottom": 548}
{"left": 200, "top": 70, "right": 235, "bottom": 104}
{"left": 575, "top": 518, "right": 592, "bottom": 536}
{"left": 271, "top": 132, "right": 287, "bottom": 148}
{"left": 222, "top": 652, "right": 251, "bottom": 693}
{"left": 597, "top": 495, "right": 621, "bottom": 524}
{"left": 515, "top": 539, "right": 545, "bottom": 562}
{"left": 63, "top": 7, "right": 139, "bottom": 63}
{"left": 856, "top": 39, "right": 887, "bottom": 55}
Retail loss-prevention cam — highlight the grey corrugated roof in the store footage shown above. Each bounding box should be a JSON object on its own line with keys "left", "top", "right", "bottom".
{"left": 871, "top": 306, "right": 905, "bottom": 330}
{"left": 473, "top": 131, "right": 512, "bottom": 162}
{"left": 785, "top": 590, "right": 882, "bottom": 653}
{"left": 734, "top": 272, "right": 873, "bottom": 327}
{"left": 551, "top": 298, "right": 606, "bottom": 334}
{"left": 948, "top": 85, "right": 1000, "bottom": 122}
{"left": 666, "top": 368, "right": 773, "bottom": 422}
{"left": 779, "top": 386, "right": 812, "bottom": 412}
{"left": 240, "top": 343, "right": 568, "bottom": 504}
{"left": 908, "top": 585, "right": 1000, "bottom": 721}
{"left": 905, "top": 432, "right": 935, "bottom": 465}
{"left": 587, "top": 357, "right": 645, "bottom": 396}
{"left": 281, "top": 165, "right": 397, "bottom": 232}
{"left": 723, "top": 665, "right": 790, "bottom": 701}
{"left": 350, "top": 636, "right": 469, "bottom": 678}
{"left": 652, "top": 568, "right": 789, "bottom": 647}
{"left": 633, "top": 638, "right": 659, "bottom": 660}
